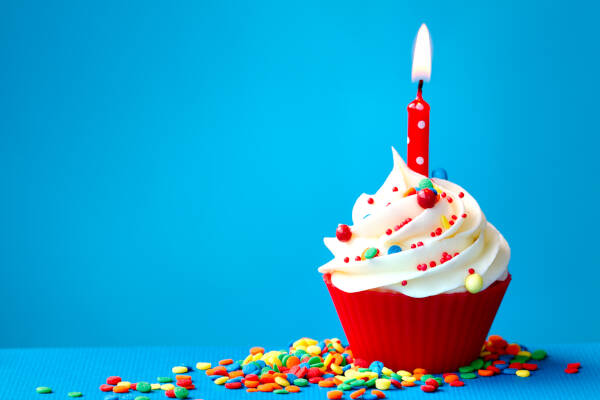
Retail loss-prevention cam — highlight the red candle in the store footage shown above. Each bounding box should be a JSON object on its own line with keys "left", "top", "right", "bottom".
{"left": 407, "top": 24, "right": 432, "bottom": 176}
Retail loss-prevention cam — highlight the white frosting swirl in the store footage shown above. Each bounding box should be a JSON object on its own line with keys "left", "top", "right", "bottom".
{"left": 318, "top": 148, "right": 510, "bottom": 298}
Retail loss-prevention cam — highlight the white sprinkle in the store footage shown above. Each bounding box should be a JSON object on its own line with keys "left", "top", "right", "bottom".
{"left": 416, "top": 156, "right": 424, "bottom": 165}
{"left": 417, "top": 121, "right": 426, "bottom": 129}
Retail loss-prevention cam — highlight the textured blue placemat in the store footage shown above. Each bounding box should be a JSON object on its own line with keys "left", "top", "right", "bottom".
{"left": 0, "top": 343, "right": 596, "bottom": 399}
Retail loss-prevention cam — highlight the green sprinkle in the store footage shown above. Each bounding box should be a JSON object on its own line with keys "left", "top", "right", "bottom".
{"left": 484, "top": 360, "right": 493, "bottom": 368}
{"left": 261, "top": 366, "right": 272, "bottom": 375}
{"left": 137, "top": 382, "right": 151, "bottom": 393}
{"left": 68, "top": 393, "right": 82, "bottom": 398}
{"left": 459, "top": 366, "right": 474, "bottom": 373}
{"left": 358, "top": 368, "right": 370, "bottom": 372}
{"left": 274, "top": 389, "right": 288, "bottom": 394}
{"left": 364, "top": 247, "right": 379, "bottom": 259}
{"left": 308, "top": 356, "right": 321, "bottom": 365}
{"left": 391, "top": 373, "right": 402, "bottom": 380}
{"left": 36, "top": 387, "right": 52, "bottom": 394}
{"left": 157, "top": 377, "right": 172, "bottom": 383}
{"left": 174, "top": 386, "right": 189, "bottom": 399}
{"left": 293, "top": 378, "right": 308, "bottom": 387}
{"left": 272, "top": 363, "right": 280, "bottom": 372}
{"left": 513, "top": 355, "right": 530, "bottom": 363}
{"left": 312, "top": 362, "right": 324, "bottom": 368}
{"left": 461, "top": 372, "right": 477, "bottom": 379}
{"left": 337, "top": 383, "right": 352, "bottom": 391}
{"left": 135, "top": 397, "right": 150, "bottom": 400}
{"left": 344, "top": 378, "right": 357, "bottom": 385}
{"left": 470, "top": 359, "right": 484, "bottom": 369}
{"left": 350, "top": 380, "right": 364, "bottom": 388}
{"left": 420, "top": 374, "right": 434, "bottom": 382}
{"left": 433, "top": 377, "right": 443, "bottom": 385}
{"left": 418, "top": 178, "right": 434, "bottom": 189}
{"left": 532, "top": 349, "right": 547, "bottom": 360}
{"left": 365, "top": 378, "right": 377, "bottom": 387}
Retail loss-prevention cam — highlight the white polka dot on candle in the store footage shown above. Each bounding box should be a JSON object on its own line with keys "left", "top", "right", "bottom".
{"left": 418, "top": 121, "right": 426, "bottom": 129}
{"left": 416, "top": 156, "right": 424, "bottom": 165}
{"left": 407, "top": 136, "right": 410, "bottom": 144}
{"left": 416, "top": 103, "right": 424, "bottom": 111}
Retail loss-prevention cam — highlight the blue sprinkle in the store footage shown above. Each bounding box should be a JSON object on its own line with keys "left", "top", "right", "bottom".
{"left": 210, "top": 374, "right": 223, "bottom": 381}
{"left": 387, "top": 245, "right": 402, "bottom": 255}
{"left": 363, "top": 214, "right": 371, "bottom": 219}
{"left": 255, "top": 360, "right": 266, "bottom": 368}
{"left": 322, "top": 373, "right": 335, "bottom": 379}
{"left": 243, "top": 363, "right": 260, "bottom": 375}
{"left": 502, "top": 368, "right": 518, "bottom": 375}
{"left": 226, "top": 361, "right": 241, "bottom": 372}
{"left": 414, "top": 186, "right": 422, "bottom": 191}
{"left": 227, "top": 377, "right": 243, "bottom": 383}
{"left": 287, "top": 373, "right": 298, "bottom": 382}
{"left": 369, "top": 361, "right": 384, "bottom": 376}
{"left": 318, "top": 341, "right": 326, "bottom": 350}
{"left": 363, "top": 394, "right": 378, "bottom": 400}
{"left": 299, "top": 362, "right": 310, "bottom": 369}
{"left": 105, "top": 396, "right": 119, "bottom": 400}
{"left": 431, "top": 168, "right": 448, "bottom": 179}
{"left": 120, "top": 395, "right": 135, "bottom": 400}
{"left": 495, "top": 363, "right": 508, "bottom": 370}
{"left": 342, "top": 364, "right": 352, "bottom": 372}
{"left": 431, "top": 187, "right": 437, "bottom": 195}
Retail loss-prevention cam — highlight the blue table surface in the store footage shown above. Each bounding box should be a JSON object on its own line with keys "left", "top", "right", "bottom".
{"left": 1, "top": 343, "right": 597, "bottom": 399}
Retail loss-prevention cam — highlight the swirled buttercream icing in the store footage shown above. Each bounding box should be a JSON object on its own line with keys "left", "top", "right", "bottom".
{"left": 318, "top": 148, "right": 510, "bottom": 298}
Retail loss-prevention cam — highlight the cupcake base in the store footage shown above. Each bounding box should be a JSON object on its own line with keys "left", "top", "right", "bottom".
{"left": 324, "top": 273, "right": 511, "bottom": 373}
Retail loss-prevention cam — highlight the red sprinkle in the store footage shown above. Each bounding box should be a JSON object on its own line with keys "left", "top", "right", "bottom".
{"left": 447, "top": 197, "right": 453, "bottom": 203}
{"left": 451, "top": 215, "right": 458, "bottom": 220}
{"left": 355, "top": 256, "right": 362, "bottom": 261}
{"left": 435, "top": 227, "right": 443, "bottom": 235}
{"left": 386, "top": 229, "right": 392, "bottom": 235}
{"left": 468, "top": 268, "right": 475, "bottom": 274}
{"left": 429, "top": 261, "right": 437, "bottom": 268}
{"left": 417, "top": 241, "right": 424, "bottom": 247}
{"left": 420, "top": 384, "right": 437, "bottom": 392}
{"left": 565, "top": 367, "right": 579, "bottom": 374}
{"left": 343, "top": 257, "right": 350, "bottom": 263}
{"left": 99, "top": 384, "right": 113, "bottom": 392}
{"left": 462, "top": 213, "right": 467, "bottom": 218}
{"left": 336, "top": 224, "right": 352, "bottom": 242}
{"left": 367, "top": 197, "right": 374, "bottom": 204}
{"left": 411, "top": 244, "right": 416, "bottom": 249}
{"left": 450, "top": 380, "right": 465, "bottom": 387}
{"left": 523, "top": 363, "right": 538, "bottom": 371}
{"left": 567, "top": 363, "right": 581, "bottom": 369}
{"left": 458, "top": 192, "right": 464, "bottom": 198}
{"left": 106, "top": 377, "right": 121, "bottom": 385}
{"left": 401, "top": 280, "right": 407, "bottom": 286}
{"left": 225, "top": 382, "right": 243, "bottom": 389}
{"left": 165, "top": 389, "right": 176, "bottom": 398}
{"left": 392, "top": 187, "right": 398, "bottom": 192}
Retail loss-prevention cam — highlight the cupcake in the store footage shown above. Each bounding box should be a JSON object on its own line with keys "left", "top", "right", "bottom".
{"left": 319, "top": 148, "right": 511, "bottom": 373}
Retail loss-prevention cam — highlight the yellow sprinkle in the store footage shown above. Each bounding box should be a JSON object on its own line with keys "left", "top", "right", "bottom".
{"left": 332, "top": 342, "right": 344, "bottom": 353}
{"left": 331, "top": 364, "right": 343, "bottom": 375}
{"left": 252, "top": 353, "right": 263, "bottom": 361}
{"left": 441, "top": 215, "right": 451, "bottom": 230}
{"left": 161, "top": 383, "right": 175, "bottom": 390}
{"left": 324, "top": 353, "right": 334, "bottom": 368}
{"left": 381, "top": 367, "right": 393, "bottom": 376}
{"left": 402, "top": 376, "right": 416, "bottom": 382}
{"left": 480, "top": 351, "right": 491, "bottom": 357}
{"left": 196, "top": 362, "right": 212, "bottom": 370}
{"left": 242, "top": 355, "right": 253, "bottom": 365}
{"left": 396, "top": 370, "right": 412, "bottom": 377}
{"left": 516, "top": 369, "right": 530, "bottom": 377}
{"left": 214, "top": 376, "right": 228, "bottom": 385}
{"left": 517, "top": 350, "right": 532, "bottom": 357}
{"left": 344, "top": 369, "right": 358, "bottom": 378}
{"left": 172, "top": 366, "right": 188, "bottom": 374}
{"left": 275, "top": 377, "right": 290, "bottom": 387}
{"left": 465, "top": 273, "right": 484, "bottom": 294}
{"left": 150, "top": 383, "right": 160, "bottom": 390}
{"left": 116, "top": 382, "right": 131, "bottom": 389}
{"left": 307, "top": 345, "right": 322, "bottom": 355}
{"left": 375, "top": 379, "right": 391, "bottom": 390}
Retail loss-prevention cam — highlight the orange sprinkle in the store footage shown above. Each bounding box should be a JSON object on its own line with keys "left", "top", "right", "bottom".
{"left": 286, "top": 356, "right": 300, "bottom": 368}
{"left": 327, "top": 390, "right": 344, "bottom": 399}
{"left": 350, "top": 388, "right": 366, "bottom": 399}
{"left": 478, "top": 369, "right": 494, "bottom": 377}
{"left": 286, "top": 385, "right": 300, "bottom": 393}
{"left": 113, "top": 386, "right": 128, "bottom": 393}
{"left": 219, "top": 359, "right": 234, "bottom": 365}
{"left": 371, "top": 389, "right": 386, "bottom": 399}
{"left": 319, "top": 380, "right": 336, "bottom": 388}
{"left": 333, "top": 377, "right": 344, "bottom": 385}
{"left": 229, "top": 370, "right": 244, "bottom": 378}
{"left": 401, "top": 381, "right": 416, "bottom": 387}
{"left": 413, "top": 374, "right": 424, "bottom": 381}
{"left": 272, "top": 384, "right": 283, "bottom": 390}
{"left": 245, "top": 381, "right": 259, "bottom": 388}
{"left": 258, "top": 384, "right": 274, "bottom": 392}
{"left": 444, "top": 374, "right": 459, "bottom": 383}
{"left": 250, "top": 347, "right": 265, "bottom": 355}
{"left": 413, "top": 368, "right": 427, "bottom": 375}
{"left": 175, "top": 375, "right": 191, "bottom": 380}
{"left": 246, "top": 388, "right": 258, "bottom": 393}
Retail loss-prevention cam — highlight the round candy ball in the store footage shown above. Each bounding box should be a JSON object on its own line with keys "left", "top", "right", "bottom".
{"left": 465, "top": 273, "right": 484, "bottom": 294}
{"left": 387, "top": 245, "right": 402, "bottom": 255}
{"left": 417, "top": 188, "right": 437, "bottom": 209}
{"left": 336, "top": 224, "right": 352, "bottom": 242}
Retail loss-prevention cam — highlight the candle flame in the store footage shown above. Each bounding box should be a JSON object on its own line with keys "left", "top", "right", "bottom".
{"left": 411, "top": 24, "right": 432, "bottom": 82}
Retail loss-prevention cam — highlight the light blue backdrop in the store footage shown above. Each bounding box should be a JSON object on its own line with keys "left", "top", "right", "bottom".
{"left": 1, "top": 0, "right": 599, "bottom": 348}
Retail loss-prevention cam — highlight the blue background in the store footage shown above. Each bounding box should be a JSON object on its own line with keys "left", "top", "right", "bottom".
{"left": 1, "top": 0, "right": 599, "bottom": 348}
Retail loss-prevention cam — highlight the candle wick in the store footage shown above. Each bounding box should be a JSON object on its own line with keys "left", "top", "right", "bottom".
{"left": 417, "top": 80, "right": 424, "bottom": 98}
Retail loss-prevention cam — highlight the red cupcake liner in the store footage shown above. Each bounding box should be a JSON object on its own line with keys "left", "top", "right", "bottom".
{"left": 324, "top": 273, "right": 511, "bottom": 373}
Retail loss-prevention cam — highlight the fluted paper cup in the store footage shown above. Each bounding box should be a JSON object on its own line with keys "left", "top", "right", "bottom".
{"left": 324, "top": 273, "right": 511, "bottom": 373}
